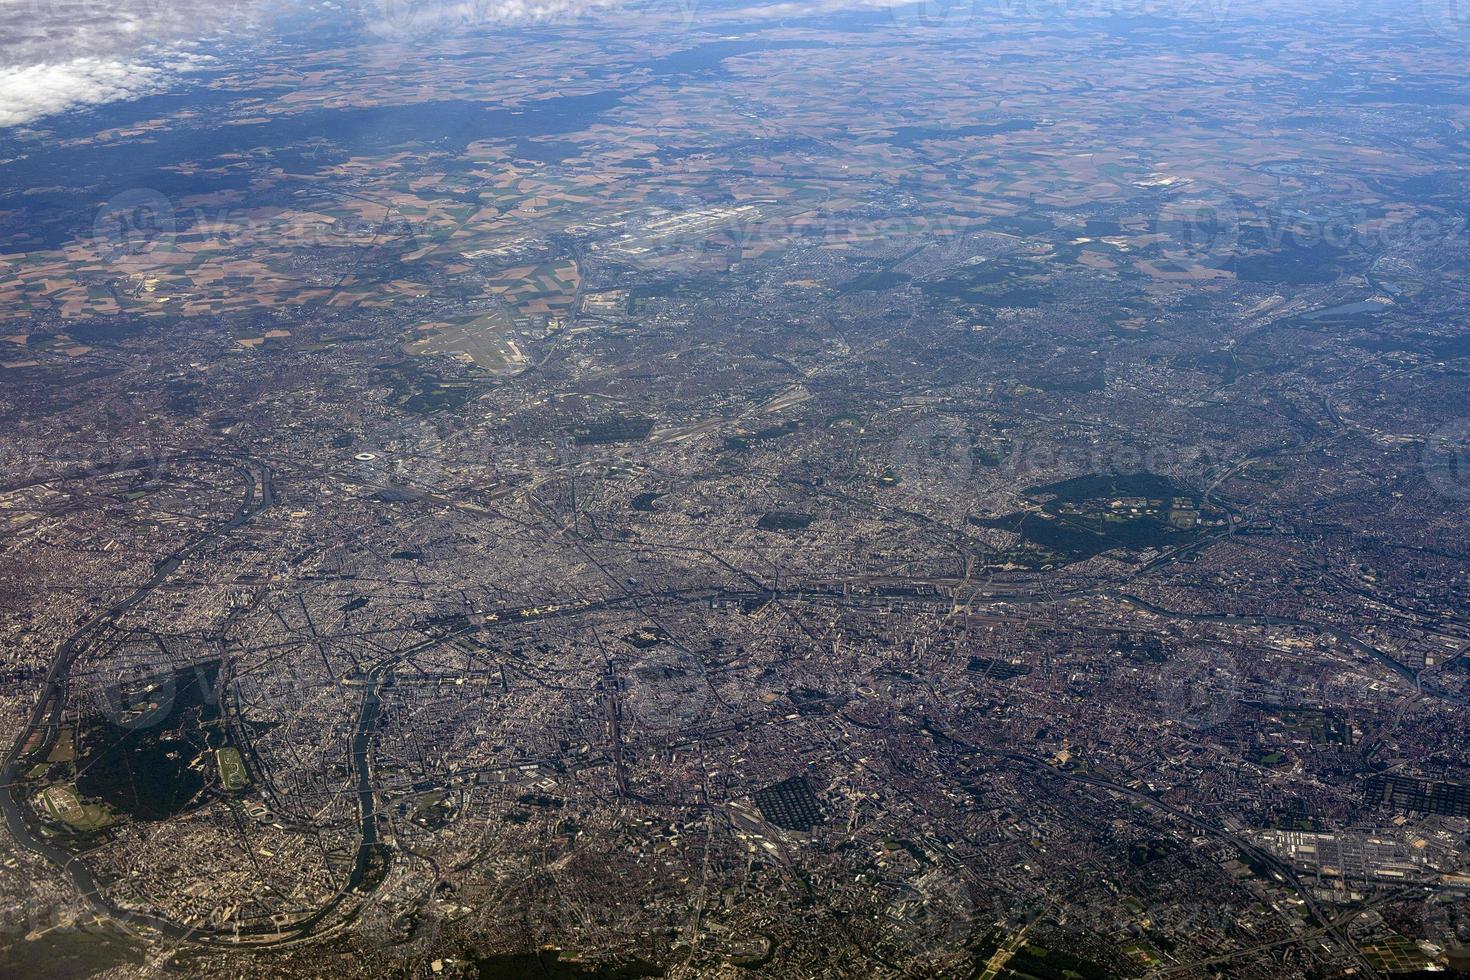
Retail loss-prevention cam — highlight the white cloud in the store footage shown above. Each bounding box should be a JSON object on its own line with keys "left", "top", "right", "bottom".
{"left": 0, "top": 0, "right": 626, "bottom": 126}
{"left": 0, "top": 57, "right": 172, "bottom": 128}
{"left": 0, "top": 0, "right": 275, "bottom": 129}
{"left": 0, "top": 0, "right": 885, "bottom": 128}
{"left": 0, "top": 0, "right": 227, "bottom": 68}
{"left": 357, "top": 0, "right": 620, "bottom": 40}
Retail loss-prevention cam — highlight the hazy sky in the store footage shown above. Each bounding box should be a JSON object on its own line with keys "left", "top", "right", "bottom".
{"left": 0, "top": 0, "right": 265, "bottom": 128}
{"left": 0, "top": 0, "right": 1253, "bottom": 130}
{"left": 0, "top": 0, "right": 637, "bottom": 129}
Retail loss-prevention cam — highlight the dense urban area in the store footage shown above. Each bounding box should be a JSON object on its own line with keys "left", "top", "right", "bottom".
{"left": 2, "top": 0, "right": 1470, "bottom": 976}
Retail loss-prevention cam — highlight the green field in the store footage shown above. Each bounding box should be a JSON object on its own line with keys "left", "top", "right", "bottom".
{"left": 215, "top": 748, "right": 250, "bottom": 792}
{"left": 402, "top": 310, "right": 523, "bottom": 374}
{"left": 38, "top": 785, "right": 113, "bottom": 832}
